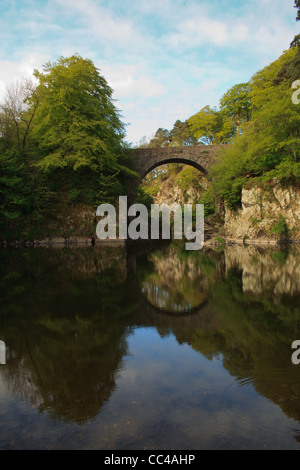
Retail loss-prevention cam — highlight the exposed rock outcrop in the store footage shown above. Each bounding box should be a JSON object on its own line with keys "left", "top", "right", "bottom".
{"left": 154, "top": 174, "right": 208, "bottom": 206}
{"left": 224, "top": 183, "right": 300, "bottom": 241}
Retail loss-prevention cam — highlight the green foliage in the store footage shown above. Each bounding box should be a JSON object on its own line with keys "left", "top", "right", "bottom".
{"left": 136, "top": 188, "right": 154, "bottom": 210}
{"left": 31, "top": 55, "right": 126, "bottom": 172}
{"left": 142, "top": 184, "right": 160, "bottom": 197}
{"left": 271, "top": 250, "right": 288, "bottom": 266}
{"left": 0, "top": 147, "right": 60, "bottom": 239}
{"left": 97, "top": 172, "right": 124, "bottom": 205}
{"left": 257, "top": 160, "right": 300, "bottom": 183}
{"left": 169, "top": 162, "right": 183, "bottom": 174}
{"left": 277, "top": 47, "right": 300, "bottom": 84}
{"left": 290, "top": 33, "right": 300, "bottom": 48}
{"left": 0, "top": 54, "right": 136, "bottom": 239}
{"left": 199, "top": 188, "right": 216, "bottom": 217}
{"left": 0, "top": 78, "right": 39, "bottom": 155}
{"left": 295, "top": 0, "right": 300, "bottom": 21}
{"left": 144, "top": 165, "right": 169, "bottom": 181}
{"left": 66, "top": 188, "right": 81, "bottom": 204}
{"left": 0, "top": 151, "right": 28, "bottom": 233}
{"left": 169, "top": 120, "right": 198, "bottom": 146}
{"left": 271, "top": 217, "right": 289, "bottom": 236}
{"left": 139, "top": 44, "right": 299, "bottom": 217}
{"left": 188, "top": 105, "right": 235, "bottom": 145}
{"left": 138, "top": 120, "right": 198, "bottom": 148}
{"left": 148, "top": 128, "right": 171, "bottom": 148}
{"left": 219, "top": 82, "right": 251, "bottom": 135}
{"left": 178, "top": 166, "right": 202, "bottom": 192}
{"left": 0, "top": 45, "right": 299, "bottom": 240}
{"left": 207, "top": 48, "right": 300, "bottom": 209}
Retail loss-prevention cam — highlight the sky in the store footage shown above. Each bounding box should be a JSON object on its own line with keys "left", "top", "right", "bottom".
{"left": 0, "top": 0, "right": 299, "bottom": 146}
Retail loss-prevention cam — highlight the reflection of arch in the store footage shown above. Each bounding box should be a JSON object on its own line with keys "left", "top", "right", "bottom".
{"left": 141, "top": 295, "right": 208, "bottom": 317}
{"left": 0, "top": 340, "right": 6, "bottom": 364}
{"left": 127, "top": 251, "right": 209, "bottom": 317}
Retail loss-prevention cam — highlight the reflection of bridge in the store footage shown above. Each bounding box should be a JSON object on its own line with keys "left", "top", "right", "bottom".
{"left": 126, "top": 250, "right": 209, "bottom": 317}
{"left": 141, "top": 296, "right": 208, "bottom": 317}
{"left": 131, "top": 145, "right": 228, "bottom": 181}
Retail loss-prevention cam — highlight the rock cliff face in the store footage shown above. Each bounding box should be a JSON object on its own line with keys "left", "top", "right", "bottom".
{"left": 154, "top": 175, "right": 208, "bottom": 206}
{"left": 224, "top": 183, "right": 300, "bottom": 241}
{"left": 143, "top": 172, "right": 299, "bottom": 241}
{"left": 35, "top": 181, "right": 299, "bottom": 243}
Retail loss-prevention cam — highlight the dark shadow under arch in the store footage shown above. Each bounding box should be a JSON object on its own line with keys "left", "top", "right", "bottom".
{"left": 141, "top": 295, "right": 209, "bottom": 317}
{"left": 140, "top": 158, "right": 208, "bottom": 181}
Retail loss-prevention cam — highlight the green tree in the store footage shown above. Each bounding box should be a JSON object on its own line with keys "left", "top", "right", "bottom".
{"left": 0, "top": 79, "right": 54, "bottom": 239}
{"left": 275, "top": 47, "right": 300, "bottom": 84}
{"left": 0, "top": 150, "right": 28, "bottom": 237}
{"left": 295, "top": 0, "right": 300, "bottom": 21}
{"left": 290, "top": 0, "right": 300, "bottom": 47}
{"left": 27, "top": 54, "right": 136, "bottom": 204}
{"left": 169, "top": 120, "right": 198, "bottom": 146}
{"left": 249, "top": 48, "right": 299, "bottom": 162}
{"left": 207, "top": 48, "right": 300, "bottom": 210}
{"left": 188, "top": 105, "right": 234, "bottom": 145}
{"left": 219, "top": 83, "right": 251, "bottom": 137}
{"left": 148, "top": 128, "right": 171, "bottom": 147}
{"left": 250, "top": 48, "right": 297, "bottom": 110}
{"left": 30, "top": 55, "right": 131, "bottom": 176}
{"left": 0, "top": 78, "right": 38, "bottom": 157}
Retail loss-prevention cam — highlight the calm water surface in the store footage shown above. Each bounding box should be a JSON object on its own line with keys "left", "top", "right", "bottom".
{"left": 0, "top": 242, "right": 300, "bottom": 450}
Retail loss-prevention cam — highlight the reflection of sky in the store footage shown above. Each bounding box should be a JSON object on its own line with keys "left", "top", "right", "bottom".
{"left": 0, "top": 369, "right": 78, "bottom": 450}
{"left": 0, "top": 327, "right": 300, "bottom": 449}
{"left": 94, "top": 327, "right": 300, "bottom": 450}
{"left": 0, "top": 374, "right": 9, "bottom": 401}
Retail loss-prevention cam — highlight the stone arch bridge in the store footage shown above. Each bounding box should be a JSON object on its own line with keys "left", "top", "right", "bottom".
{"left": 130, "top": 145, "right": 228, "bottom": 189}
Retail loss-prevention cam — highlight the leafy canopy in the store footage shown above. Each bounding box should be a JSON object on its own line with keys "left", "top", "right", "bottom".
{"left": 219, "top": 83, "right": 251, "bottom": 136}
{"left": 207, "top": 48, "right": 300, "bottom": 209}
{"left": 31, "top": 55, "right": 127, "bottom": 173}
{"left": 188, "top": 105, "right": 234, "bottom": 145}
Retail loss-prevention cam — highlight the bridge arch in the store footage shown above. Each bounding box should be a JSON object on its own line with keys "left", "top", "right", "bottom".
{"left": 132, "top": 145, "right": 227, "bottom": 182}
{"left": 125, "top": 144, "right": 228, "bottom": 203}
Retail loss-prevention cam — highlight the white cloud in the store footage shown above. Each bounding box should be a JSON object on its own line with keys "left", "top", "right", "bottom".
{"left": 55, "top": 0, "right": 146, "bottom": 52}
{"left": 101, "top": 64, "right": 166, "bottom": 100}
{"left": 0, "top": 0, "right": 298, "bottom": 144}
{"left": 0, "top": 52, "right": 47, "bottom": 101}
{"left": 165, "top": 17, "right": 229, "bottom": 48}
{"left": 162, "top": 4, "right": 296, "bottom": 57}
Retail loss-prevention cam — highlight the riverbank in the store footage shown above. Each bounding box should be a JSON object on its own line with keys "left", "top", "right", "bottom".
{"left": 1, "top": 236, "right": 299, "bottom": 249}
{"left": 0, "top": 237, "right": 126, "bottom": 248}
{"left": 206, "top": 237, "right": 300, "bottom": 247}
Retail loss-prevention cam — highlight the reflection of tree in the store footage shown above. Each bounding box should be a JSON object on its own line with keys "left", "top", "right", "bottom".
{"left": 189, "top": 261, "right": 300, "bottom": 427}
{"left": 1, "top": 244, "right": 300, "bottom": 440}
{"left": 0, "top": 247, "right": 135, "bottom": 424}
{"left": 137, "top": 244, "right": 300, "bottom": 436}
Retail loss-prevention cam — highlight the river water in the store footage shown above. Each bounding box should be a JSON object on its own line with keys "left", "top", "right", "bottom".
{"left": 0, "top": 242, "right": 300, "bottom": 450}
